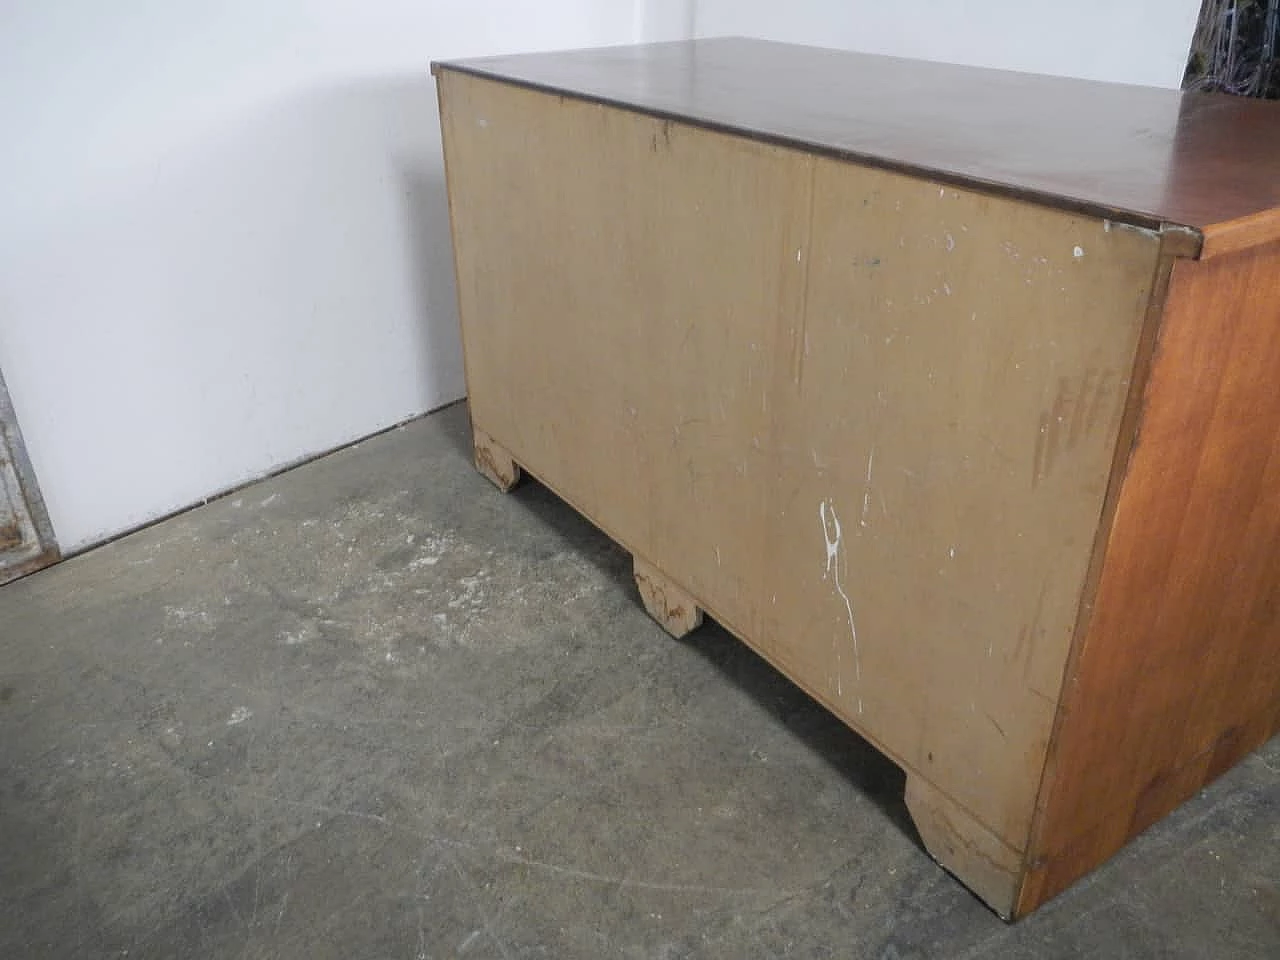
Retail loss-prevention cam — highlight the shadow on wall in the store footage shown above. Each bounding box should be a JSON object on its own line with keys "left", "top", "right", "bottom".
{"left": 396, "top": 159, "right": 464, "bottom": 416}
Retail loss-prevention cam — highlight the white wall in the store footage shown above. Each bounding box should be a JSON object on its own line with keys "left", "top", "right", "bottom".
{"left": 0, "top": 1, "right": 636, "bottom": 551}
{"left": 694, "top": 1, "right": 1202, "bottom": 88}
{"left": 635, "top": 0, "right": 696, "bottom": 42}
{"left": 0, "top": 1, "right": 1200, "bottom": 551}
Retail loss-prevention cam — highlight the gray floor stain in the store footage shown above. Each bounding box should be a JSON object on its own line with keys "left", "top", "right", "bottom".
{"left": 1, "top": 403, "right": 1276, "bottom": 959}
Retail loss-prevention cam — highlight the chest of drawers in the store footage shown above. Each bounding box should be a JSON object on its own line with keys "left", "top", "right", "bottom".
{"left": 433, "top": 39, "right": 1280, "bottom": 917}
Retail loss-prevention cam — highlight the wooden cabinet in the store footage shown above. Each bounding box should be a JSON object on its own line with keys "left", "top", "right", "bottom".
{"left": 433, "top": 39, "right": 1280, "bottom": 918}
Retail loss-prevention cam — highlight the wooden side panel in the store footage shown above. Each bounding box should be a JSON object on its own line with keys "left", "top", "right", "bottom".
{"left": 1019, "top": 240, "right": 1280, "bottom": 914}
{"left": 438, "top": 72, "right": 1163, "bottom": 903}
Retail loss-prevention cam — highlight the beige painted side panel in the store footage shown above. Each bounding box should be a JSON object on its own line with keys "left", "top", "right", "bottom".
{"left": 766, "top": 161, "right": 1162, "bottom": 845}
{"left": 438, "top": 73, "right": 1161, "bottom": 854}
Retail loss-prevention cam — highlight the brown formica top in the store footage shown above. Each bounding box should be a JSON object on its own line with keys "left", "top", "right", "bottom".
{"left": 433, "top": 37, "right": 1280, "bottom": 259}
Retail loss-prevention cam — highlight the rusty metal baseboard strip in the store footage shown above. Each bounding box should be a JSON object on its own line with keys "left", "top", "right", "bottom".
{"left": 0, "top": 366, "right": 60, "bottom": 585}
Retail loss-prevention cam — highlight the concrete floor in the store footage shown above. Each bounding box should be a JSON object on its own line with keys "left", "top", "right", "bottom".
{"left": 2, "top": 402, "right": 1277, "bottom": 959}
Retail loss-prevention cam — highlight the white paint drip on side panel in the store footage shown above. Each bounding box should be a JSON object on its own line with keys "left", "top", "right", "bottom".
{"left": 819, "top": 499, "right": 862, "bottom": 697}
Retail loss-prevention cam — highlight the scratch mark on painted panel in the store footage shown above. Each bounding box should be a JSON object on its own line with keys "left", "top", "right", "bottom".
{"left": 791, "top": 158, "right": 818, "bottom": 388}
{"left": 860, "top": 447, "right": 875, "bottom": 528}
